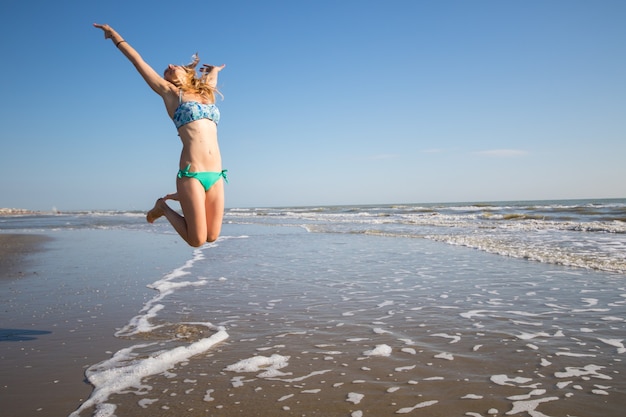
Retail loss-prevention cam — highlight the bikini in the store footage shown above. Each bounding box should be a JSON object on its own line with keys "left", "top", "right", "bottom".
{"left": 173, "top": 90, "right": 227, "bottom": 191}
{"left": 173, "top": 92, "right": 221, "bottom": 128}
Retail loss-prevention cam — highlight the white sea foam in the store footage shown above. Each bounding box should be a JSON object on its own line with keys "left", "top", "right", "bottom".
{"left": 555, "top": 351, "right": 596, "bottom": 357}
{"left": 462, "top": 394, "right": 483, "bottom": 399}
{"left": 115, "top": 248, "right": 207, "bottom": 337}
{"left": 461, "top": 310, "right": 490, "bottom": 319}
{"left": 490, "top": 375, "right": 533, "bottom": 386}
{"left": 434, "top": 352, "right": 454, "bottom": 360}
{"left": 554, "top": 364, "right": 612, "bottom": 380}
{"left": 347, "top": 392, "right": 364, "bottom": 404}
{"left": 515, "top": 332, "right": 550, "bottom": 340}
{"left": 138, "top": 398, "right": 158, "bottom": 408}
{"left": 225, "top": 354, "right": 290, "bottom": 377}
{"left": 395, "top": 400, "right": 439, "bottom": 413}
{"left": 432, "top": 333, "right": 461, "bottom": 343}
{"left": 270, "top": 369, "right": 333, "bottom": 383}
{"left": 203, "top": 389, "right": 215, "bottom": 402}
{"left": 506, "top": 396, "right": 559, "bottom": 416}
{"left": 507, "top": 389, "right": 547, "bottom": 400}
{"left": 277, "top": 394, "right": 294, "bottom": 402}
{"left": 597, "top": 338, "right": 625, "bottom": 354}
{"left": 363, "top": 344, "right": 392, "bottom": 357}
{"left": 69, "top": 328, "right": 228, "bottom": 417}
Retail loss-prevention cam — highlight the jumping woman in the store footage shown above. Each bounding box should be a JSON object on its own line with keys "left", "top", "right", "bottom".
{"left": 94, "top": 23, "right": 227, "bottom": 247}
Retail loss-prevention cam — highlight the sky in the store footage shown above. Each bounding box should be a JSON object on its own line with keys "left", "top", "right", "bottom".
{"left": 1, "top": 0, "right": 625, "bottom": 211}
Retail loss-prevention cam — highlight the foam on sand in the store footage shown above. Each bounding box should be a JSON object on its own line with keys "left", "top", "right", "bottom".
{"left": 69, "top": 327, "right": 228, "bottom": 417}
{"left": 224, "top": 354, "right": 290, "bottom": 378}
{"left": 363, "top": 344, "right": 392, "bottom": 357}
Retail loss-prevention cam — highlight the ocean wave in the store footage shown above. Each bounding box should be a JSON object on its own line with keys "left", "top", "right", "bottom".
{"left": 426, "top": 234, "right": 626, "bottom": 275}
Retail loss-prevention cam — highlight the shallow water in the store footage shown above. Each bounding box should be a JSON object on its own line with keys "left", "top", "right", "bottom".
{"left": 2, "top": 199, "right": 625, "bottom": 417}
{"left": 70, "top": 225, "right": 626, "bottom": 417}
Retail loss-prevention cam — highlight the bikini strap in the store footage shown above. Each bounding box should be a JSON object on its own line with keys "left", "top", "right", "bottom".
{"left": 178, "top": 89, "right": 183, "bottom": 104}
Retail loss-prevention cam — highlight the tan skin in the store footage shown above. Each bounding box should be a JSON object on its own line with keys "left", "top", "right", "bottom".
{"left": 94, "top": 23, "right": 226, "bottom": 247}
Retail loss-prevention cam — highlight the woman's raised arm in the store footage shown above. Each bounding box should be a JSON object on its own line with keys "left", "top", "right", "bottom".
{"left": 200, "top": 64, "right": 226, "bottom": 88}
{"left": 93, "top": 23, "right": 172, "bottom": 97}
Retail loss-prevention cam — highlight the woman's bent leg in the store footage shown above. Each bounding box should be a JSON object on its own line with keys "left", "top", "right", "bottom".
{"left": 146, "top": 177, "right": 224, "bottom": 247}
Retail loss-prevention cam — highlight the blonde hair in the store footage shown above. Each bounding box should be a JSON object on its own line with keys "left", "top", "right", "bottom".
{"left": 175, "top": 54, "right": 222, "bottom": 103}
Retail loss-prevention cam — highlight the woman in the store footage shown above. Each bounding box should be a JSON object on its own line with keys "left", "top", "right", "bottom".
{"left": 94, "top": 23, "right": 227, "bottom": 247}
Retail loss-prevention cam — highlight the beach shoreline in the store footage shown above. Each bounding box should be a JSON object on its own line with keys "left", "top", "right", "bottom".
{"left": 1, "top": 202, "right": 624, "bottom": 417}
{"left": 0, "top": 228, "right": 196, "bottom": 417}
{"left": 66, "top": 225, "right": 626, "bottom": 417}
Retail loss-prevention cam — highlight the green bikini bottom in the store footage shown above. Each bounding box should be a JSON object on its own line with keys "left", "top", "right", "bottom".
{"left": 177, "top": 164, "right": 228, "bottom": 191}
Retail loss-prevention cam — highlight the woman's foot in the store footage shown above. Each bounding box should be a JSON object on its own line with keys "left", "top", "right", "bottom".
{"left": 146, "top": 199, "right": 166, "bottom": 223}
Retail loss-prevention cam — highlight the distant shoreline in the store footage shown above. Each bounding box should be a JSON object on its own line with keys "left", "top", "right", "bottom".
{"left": 0, "top": 208, "right": 63, "bottom": 216}
{"left": 0, "top": 208, "right": 41, "bottom": 216}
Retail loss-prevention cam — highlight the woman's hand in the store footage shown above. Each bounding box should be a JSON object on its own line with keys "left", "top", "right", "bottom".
{"left": 93, "top": 23, "right": 117, "bottom": 39}
{"left": 200, "top": 64, "right": 226, "bottom": 75}
{"left": 201, "top": 64, "right": 225, "bottom": 88}
{"left": 93, "top": 23, "right": 170, "bottom": 97}
{"left": 93, "top": 23, "right": 124, "bottom": 47}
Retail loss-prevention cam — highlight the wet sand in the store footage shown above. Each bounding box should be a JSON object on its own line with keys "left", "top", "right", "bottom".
{"left": 0, "top": 233, "right": 52, "bottom": 278}
{"left": 0, "top": 229, "right": 194, "bottom": 417}
{"left": 68, "top": 227, "right": 626, "bottom": 417}
{"left": 2, "top": 227, "right": 625, "bottom": 417}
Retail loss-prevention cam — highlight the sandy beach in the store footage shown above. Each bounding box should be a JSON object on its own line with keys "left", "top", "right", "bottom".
{"left": 0, "top": 233, "right": 51, "bottom": 279}
{"left": 1, "top": 203, "right": 625, "bottom": 417}
{"left": 77, "top": 225, "right": 624, "bottom": 417}
{"left": 1, "top": 229, "right": 194, "bottom": 417}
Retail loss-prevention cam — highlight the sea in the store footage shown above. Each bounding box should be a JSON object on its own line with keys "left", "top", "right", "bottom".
{"left": 1, "top": 198, "right": 625, "bottom": 417}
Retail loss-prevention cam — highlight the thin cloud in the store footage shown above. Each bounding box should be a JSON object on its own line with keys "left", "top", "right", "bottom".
{"left": 473, "top": 149, "right": 529, "bottom": 157}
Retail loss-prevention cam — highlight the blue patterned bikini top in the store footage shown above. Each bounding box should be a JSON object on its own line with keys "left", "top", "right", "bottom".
{"left": 172, "top": 90, "right": 220, "bottom": 129}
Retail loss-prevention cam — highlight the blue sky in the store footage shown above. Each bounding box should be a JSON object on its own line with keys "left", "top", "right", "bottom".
{"left": 1, "top": 0, "right": 624, "bottom": 211}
